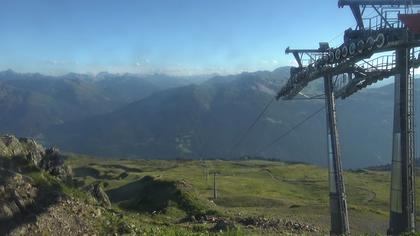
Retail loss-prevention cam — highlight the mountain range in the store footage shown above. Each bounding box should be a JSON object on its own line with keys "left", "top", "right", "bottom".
{"left": 0, "top": 69, "right": 418, "bottom": 168}
{"left": 0, "top": 70, "right": 201, "bottom": 136}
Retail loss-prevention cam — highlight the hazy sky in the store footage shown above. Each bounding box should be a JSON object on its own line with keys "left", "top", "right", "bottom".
{"left": 0, "top": 0, "right": 358, "bottom": 75}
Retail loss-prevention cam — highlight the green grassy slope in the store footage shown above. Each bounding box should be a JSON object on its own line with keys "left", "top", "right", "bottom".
{"left": 65, "top": 156, "right": 420, "bottom": 235}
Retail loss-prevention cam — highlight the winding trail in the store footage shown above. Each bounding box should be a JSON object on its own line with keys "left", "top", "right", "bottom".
{"left": 354, "top": 186, "right": 376, "bottom": 203}
{"left": 261, "top": 168, "right": 376, "bottom": 203}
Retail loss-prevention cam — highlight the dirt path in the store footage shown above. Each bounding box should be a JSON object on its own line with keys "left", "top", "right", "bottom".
{"left": 261, "top": 168, "right": 324, "bottom": 183}
{"left": 262, "top": 168, "right": 376, "bottom": 203}
{"left": 262, "top": 168, "right": 281, "bottom": 181}
{"left": 355, "top": 186, "right": 376, "bottom": 203}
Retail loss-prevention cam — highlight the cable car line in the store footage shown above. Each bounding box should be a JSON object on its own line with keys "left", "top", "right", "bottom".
{"left": 227, "top": 96, "right": 276, "bottom": 156}
{"left": 255, "top": 106, "right": 325, "bottom": 155}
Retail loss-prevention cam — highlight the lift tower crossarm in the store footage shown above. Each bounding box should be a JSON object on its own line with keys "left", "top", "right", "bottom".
{"left": 277, "top": 34, "right": 420, "bottom": 100}
{"left": 350, "top": 4, "right": 364, "bottom": 30}
{"left": 285, "top": 44, "right": 329, "bottom": 68}
{"left": 339, "top": 0, "right": 420, "bottom": 6}
{"left": 335, "top": 52, "right": 420, "bottom": 99}
{"left": 276, "top": 48, "right": 377, "bottom": 100}
{"left": 339, "top": 0, "right": 420, "bottom": 30}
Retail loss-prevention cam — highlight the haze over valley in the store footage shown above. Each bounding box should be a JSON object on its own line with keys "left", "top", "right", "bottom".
{"left": 0, "top": 69, "right": 416, "bottom": 168}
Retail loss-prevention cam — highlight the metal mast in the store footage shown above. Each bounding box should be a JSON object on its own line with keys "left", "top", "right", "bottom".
{"left": 324, "top": 75, "right": 350, "bottom": 235}
{"left": 388, "top": 45, "right": 416, "bottom": 235}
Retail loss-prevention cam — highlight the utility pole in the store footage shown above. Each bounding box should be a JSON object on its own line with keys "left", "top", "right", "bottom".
{"left": 324, "top": 75, "right": 350, "bottom": 236}
{"left": 388, "top": 46, "right": 416, "bottom": 235}
{"left": 213, "top": 172, "right": 217, "bottom": 199}
{"left": 205, "top": 165, "right": 208, "bottom": 184}
{"left": 202, "top": 161, "right": 208, "bottom": 184}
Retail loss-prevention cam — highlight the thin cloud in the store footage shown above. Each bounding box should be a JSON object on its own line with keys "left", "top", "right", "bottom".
{"left": 46, "top": 60, "right": 77, "bottom": 66}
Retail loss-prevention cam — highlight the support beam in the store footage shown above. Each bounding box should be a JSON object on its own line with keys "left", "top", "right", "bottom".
{"left": 339, "top": 0, "right": 420, "bottom": 7}
{"left": 292, "top": 52, "right": 303, "bottom": 67}
{"left": 388, "top": 48, "right": 416, "bottom": 235}
{"left": 324, "top": 75, "right": 350, "bottom": 236}
{"left": 350, "top": 4, "right": 364, "bottom": 30}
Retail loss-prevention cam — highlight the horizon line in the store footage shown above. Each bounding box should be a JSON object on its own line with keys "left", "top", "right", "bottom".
{"left": 0, "top": 66, "right": 291, "bottom": 78}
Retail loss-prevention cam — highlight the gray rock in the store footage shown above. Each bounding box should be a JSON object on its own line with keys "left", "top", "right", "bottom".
{"left": 0, "top": 135, "right": 73, "bottom": 181}
{"left": 38, "top": 147, "right": 73, "bottom": 181}
{"left": 88, "top": 184, "right": 111, "bottom": 208}
{"left": 0, "top": 169, "right": 39, "bottom": 221}
{"left": 117, "top": 222, "right": 133, "bottom": 234}
{"left": 212, "top": 219, "right": 237, "bottom": 232}
{"left": 1, "top": 205, "right": 13, "bottom": 218}
{"left": 0, "top": 135, "right": 45, "bottom": 165}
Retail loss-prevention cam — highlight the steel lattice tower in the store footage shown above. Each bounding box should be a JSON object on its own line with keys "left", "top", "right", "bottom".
{"left": 388, "top": 46, "right": 416, "bottom": 234}
{"left": 276, "top": 1, "right": 420, "bottom": 234}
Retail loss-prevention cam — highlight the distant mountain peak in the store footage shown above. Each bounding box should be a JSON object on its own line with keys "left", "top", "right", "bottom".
{"left": 0, "top": 69, "right": 17, "bottom": 76}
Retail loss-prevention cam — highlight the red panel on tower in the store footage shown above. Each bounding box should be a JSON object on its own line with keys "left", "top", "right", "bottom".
{"left": 399, "top": 14, "right": 420, "bottom": 33}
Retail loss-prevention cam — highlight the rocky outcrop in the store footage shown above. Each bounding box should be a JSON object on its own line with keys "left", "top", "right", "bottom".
{"left": 39, "top": 147, "right": 72, "bottom": 181}
{"left": 237, "top": 216, "right": 319, "bottom": 233}
{"left": 0, "top": 134, "right": 73, "bottom": 233}
{"left": 0, "top": 135, "right": 72, "bottom": 180}
{"left": 88, "top": 184, "right": 111, "bottom": 208}
{"left": 6, "top": 196, "right": 98, "bottom": 236}
{"left": 0, "top": 135, "right": 45, "bottom": 166}
{"left": 212, "top": 219, "right": 237, "bottom": 232}
{"left": 0, "top": 169, "right": 38, "bottom": 223}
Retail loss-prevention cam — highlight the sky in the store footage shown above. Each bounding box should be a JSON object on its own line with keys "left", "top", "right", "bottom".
{"left": 0, "top": 0, "right": 361, "bottom": 75}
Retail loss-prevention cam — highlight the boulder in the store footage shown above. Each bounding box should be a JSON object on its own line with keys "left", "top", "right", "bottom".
{"left": 212, "top": 219, "right": 237, "bottom": 232}
{"left": 39, "top": 147, "right": 72, "bottom": 180}
{"left": 0, "top": 135, "right": 45, "bottom": 166}
{"left": 88, "top": 184, "right": 111, "bottom": 208}
{"left": 0, "top": 170, "right": 39, "bottom": 221}
{"left": 0, "top": 135, "right": 73, "bottom": 181}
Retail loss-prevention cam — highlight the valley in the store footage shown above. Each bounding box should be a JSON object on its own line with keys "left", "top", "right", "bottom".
{"left": 0, "top": 69, "right": 417, "bottom": 168}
